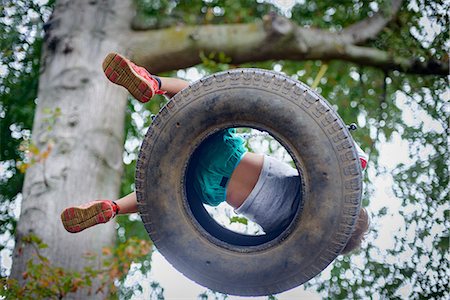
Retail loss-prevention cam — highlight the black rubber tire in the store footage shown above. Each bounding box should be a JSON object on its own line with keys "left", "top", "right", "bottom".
{"left": 135, "top": 69, "right": 363, "bottom": 296}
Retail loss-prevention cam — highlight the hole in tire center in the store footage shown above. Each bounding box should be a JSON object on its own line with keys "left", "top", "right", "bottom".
{"left": 186, "top": 127, "right": 301, "bottom": 240}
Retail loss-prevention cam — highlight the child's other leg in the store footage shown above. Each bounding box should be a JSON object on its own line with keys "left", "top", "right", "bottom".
{"left": 61, "top": 192, "right": 138, "bottom": 233}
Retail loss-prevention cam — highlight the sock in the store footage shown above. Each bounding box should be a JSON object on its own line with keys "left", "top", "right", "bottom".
{"left": 153, "top": 76, "right": 162, "bottom": 89}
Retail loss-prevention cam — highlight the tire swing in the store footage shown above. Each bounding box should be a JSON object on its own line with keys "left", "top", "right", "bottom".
{"left": 135, "top": 69, "right": 363, "bottom": 296}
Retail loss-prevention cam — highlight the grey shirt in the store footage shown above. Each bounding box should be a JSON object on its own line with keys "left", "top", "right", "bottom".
{"left": 235, "top": 155, "right": 301, "bottom": 233}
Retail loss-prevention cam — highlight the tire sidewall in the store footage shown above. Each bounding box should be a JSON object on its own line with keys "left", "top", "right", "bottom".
{"left": 135, "top": 69, "right": 362, "bottom": 296}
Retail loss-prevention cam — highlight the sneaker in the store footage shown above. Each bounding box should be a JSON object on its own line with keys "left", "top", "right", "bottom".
{"left": 61, "top": 200, "right": 119, "bottom": 233}
{"left": 102, "top": 52, "right": 165, "bottom": 103}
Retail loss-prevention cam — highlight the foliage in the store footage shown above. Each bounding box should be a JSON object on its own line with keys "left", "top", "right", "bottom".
{"left": 0, "top": 234, "right": 152, "bottom": 299}
{"left": 198, "top": 290, "right": 228, "bottom": 300}
{"left": 229, "top": 216, "right": 248, "bottom": 226}
{"left": 133, "top": 0, "right": 274, "bottom": 28}
{"left": 199, "top": 51, "right": 232, "bottom": 72}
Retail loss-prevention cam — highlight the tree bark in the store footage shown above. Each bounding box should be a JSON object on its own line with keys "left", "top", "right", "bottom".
{"left": 11, "top": 0, "right": 134, "bottom": 298}
{"left": 341, "top": 0, "right": 403, "bottom": 44}
{"left": 129, "top": 12, "right": 447, "bottom": 76}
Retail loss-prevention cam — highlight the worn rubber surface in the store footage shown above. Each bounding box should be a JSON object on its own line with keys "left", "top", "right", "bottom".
{"left": 61, "top": 201, "right": 115, "bottom": 233}
{"left": 135, "top": 69, "right": 362, "bottom": 296}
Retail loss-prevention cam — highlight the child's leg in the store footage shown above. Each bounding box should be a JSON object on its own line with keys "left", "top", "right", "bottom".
{"left": 61, "top": 192, "right": 138, "bottom": 233}
{"left": 115, "top": 192, "right": 138, "bottom": 214}
{"left": 103, "top": 53, "right": 189, "bottom": 102}
{"left": 159, "top": 77, "right": 189, "bottom": 98}
{"left": 62, "top": 55, "right": 190, "bottom": 233}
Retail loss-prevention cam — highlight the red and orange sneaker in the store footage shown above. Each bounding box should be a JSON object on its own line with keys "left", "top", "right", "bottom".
{"left": 102, "top": 52, "right": 165, "bottom": 103}
{"left": 61, "top": 200, "right": 119, "bottom": 233}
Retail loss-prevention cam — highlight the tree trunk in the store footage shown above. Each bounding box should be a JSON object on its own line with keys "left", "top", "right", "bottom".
{"left": 11, "top": 0, "right": 134, "bottom": 298}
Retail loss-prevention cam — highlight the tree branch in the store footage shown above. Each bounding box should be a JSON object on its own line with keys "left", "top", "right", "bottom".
{"left": 341, "top": 44, "right": 448, "bottom": 75}
{"left": 341, "top": 0, "right": 403, "bottom": 44}
{"left": 128, "top": 13, "right": 447, "bottom": 76}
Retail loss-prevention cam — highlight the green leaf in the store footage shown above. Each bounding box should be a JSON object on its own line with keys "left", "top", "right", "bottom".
{"left": 229, "top": 216, "right": 248, "bottom": 225}
{"left": 435, "top": 235, "right": 449, "bottom": 251}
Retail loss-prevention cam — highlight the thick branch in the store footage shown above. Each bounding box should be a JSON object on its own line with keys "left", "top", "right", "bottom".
{"left": 341, "top": 45, "right": 448, "bottom": 75}
{"left": 128, "top": 15, "right": 447, "bottom": 76}
{"left": 342, "top": 0, "right": 403, "bottom": 44}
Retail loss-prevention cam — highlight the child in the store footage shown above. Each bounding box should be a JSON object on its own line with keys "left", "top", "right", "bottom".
{"left": 61, "top": 53, "right": 369, "bottom": 254}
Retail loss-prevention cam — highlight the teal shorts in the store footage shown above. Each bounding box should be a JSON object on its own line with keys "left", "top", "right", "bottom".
{"left": 192, "top": 129, "right": 247, "bottom": 206}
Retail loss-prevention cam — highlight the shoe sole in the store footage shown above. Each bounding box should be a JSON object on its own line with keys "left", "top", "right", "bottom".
{"left": 61, "top": 202, "right": 114, "bottom": 233}
{"left": 102, "top": 53, "right": 154, "bottom": 103}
